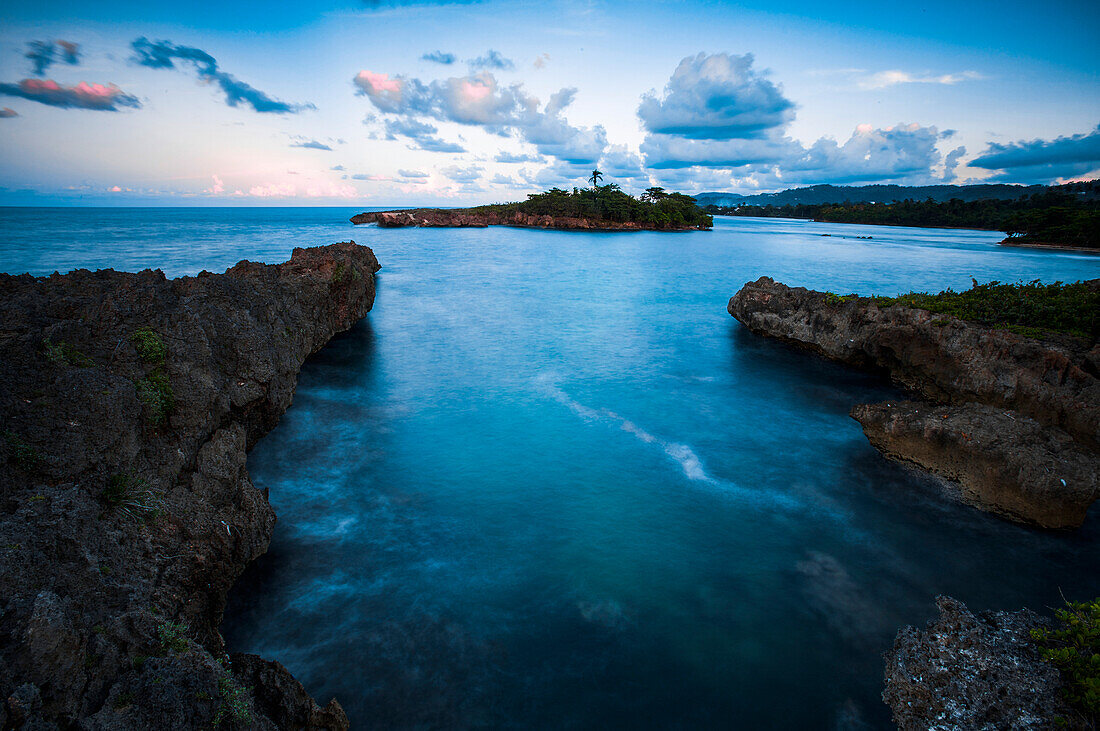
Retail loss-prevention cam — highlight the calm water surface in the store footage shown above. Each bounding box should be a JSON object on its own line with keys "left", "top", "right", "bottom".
{"left": 2, "top": 207, "right": 1098, "bottom": 729}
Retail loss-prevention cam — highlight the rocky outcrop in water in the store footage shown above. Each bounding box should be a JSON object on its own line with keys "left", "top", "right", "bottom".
{"left": 853, "top": 401, "right": 1097, "bottom": 528}
{"left": 0, "top": 242, "right": 380, "bottom": 729}
{"left": 727, "top": 276, "right": 1099, "bottom": 528}
{"left": 351, "top": 208, "right": 709, "bottom": 231}
{"left": 883, "top": 596, "right": 1078, "bottom": 729}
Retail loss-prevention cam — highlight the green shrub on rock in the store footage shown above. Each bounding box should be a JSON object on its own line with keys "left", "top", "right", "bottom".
{"left": 43, "top": 338, "right": 94, "bottom": 367}
{"left": 332, "top": 262, "right": 361, "bottom": 283}
{"left": 156, "top": 620, "right": 190, "bottom": 654}
{"left": 136, "top": 369, "right": 174, "bottom": 426}
{"left": 1031, "top": 597, "right": 1100, "bottom": 723}
{"left": 214, "top": 672, "right": 252, "bottom": 727}
{"left": 101, "top": 473, "right": 163, "bottom": 522}
{"left": 130, "top": 327, "right": 167, "bottom": 363}
{"left": 823, "top": 292, "right": 858, "bottom": 305}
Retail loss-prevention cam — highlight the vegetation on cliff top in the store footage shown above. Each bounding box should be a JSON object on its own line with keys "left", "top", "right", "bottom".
{"left": 828, "top": 279, "right": 1099, "bottom": 341}
{"left": 1030, "top": 596, "right": 1100, "bottom": 724}
{"left": 470, "top": 179, "right": 713, "bottom": 230}
{"left": 707, "top": 181, "right": 1100, "bottom": 248}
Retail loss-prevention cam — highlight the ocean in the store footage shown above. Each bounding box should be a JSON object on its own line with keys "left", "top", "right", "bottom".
{"left": 2, "top": 206, "right": 1097, "bottom": 728}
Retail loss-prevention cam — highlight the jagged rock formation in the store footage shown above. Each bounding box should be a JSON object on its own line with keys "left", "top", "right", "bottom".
{"left": 853, "top": 401, "right": 1097, "bottom": 528}
{"left": 883, "top": 596, "right": 1079, "bottom": 730}
{"left": 0, "top": 243, "right": 380, "bottom": 729}
{"left": 727, "top": 276, "right": 1099, "bottom": 528}
{"left": 351, "top": 208, "right": 709, "bottom": 231}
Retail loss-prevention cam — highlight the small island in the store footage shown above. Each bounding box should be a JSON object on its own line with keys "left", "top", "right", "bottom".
{"left": 352, "top": 173, "right": 714, "bottom": 232}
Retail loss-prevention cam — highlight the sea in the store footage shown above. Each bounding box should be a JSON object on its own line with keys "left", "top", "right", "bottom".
{"left": 2, "top": 206, "right": 1097, "bottom": 729}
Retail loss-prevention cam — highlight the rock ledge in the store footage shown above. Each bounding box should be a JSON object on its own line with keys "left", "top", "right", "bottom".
{"left": 883, "top": 596, "right": 1077, "bottom": 730}
{"left": 727, "top": 276, "right": 1099, "bottom": 528}
{"left": 0, "top": 242, "right": 380, "bottom": 729}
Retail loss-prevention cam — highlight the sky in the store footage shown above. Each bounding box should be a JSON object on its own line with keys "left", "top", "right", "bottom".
{"left": 0, "top": 0, "right": 1097, "bottom": 206}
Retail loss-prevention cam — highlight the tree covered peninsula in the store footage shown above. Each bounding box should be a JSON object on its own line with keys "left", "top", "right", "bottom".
{"left": 705, "top": 181, "right": 1100, "bottom": 249}
{"left": 352, "top": 175, "right": 714, "bottom": 231}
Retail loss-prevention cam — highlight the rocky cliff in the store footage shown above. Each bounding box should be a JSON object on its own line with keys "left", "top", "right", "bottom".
{"left": 727, "top": 276, "right": 1099, "bottom": 528}
{"left": 883, "top": 596, "right": 1078, "bottom": 729}
{"left": 0, "top": 243, "right": 380, "bottom": 729}
{"left": 351, "top": 208, "right": 709, "bottom": 231}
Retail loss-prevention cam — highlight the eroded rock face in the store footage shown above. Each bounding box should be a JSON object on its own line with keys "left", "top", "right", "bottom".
{"left": 853, "top": 401, "right": 1098, "bottom": 528}
{"left": 727, "top": 276, "right": 1100, "bottom": 528}
{"left": 0, "top": 242, "right": 379, "bottom": 729}
{"left": 230, "top": 654, "right": 349, "bottom": 730}
{"left": 883, "top": 596, "right": 1076, "bottom": 730}
{"left": 351, "top": 208, "right": 709, "bottom": 231}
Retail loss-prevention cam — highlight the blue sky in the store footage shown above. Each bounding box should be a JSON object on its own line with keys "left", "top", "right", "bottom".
{"left": 0, "top": 0, "right": 1097, "bottom": 205}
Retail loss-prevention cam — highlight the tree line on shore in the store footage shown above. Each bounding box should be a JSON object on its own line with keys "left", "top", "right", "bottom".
{"left": 705, "top": 184, "right": 1099, "bottom": 248}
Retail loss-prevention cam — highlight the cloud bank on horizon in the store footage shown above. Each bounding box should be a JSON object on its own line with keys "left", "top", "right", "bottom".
{"left": 0, "top": 0, "right": 1097, "bottom": 204}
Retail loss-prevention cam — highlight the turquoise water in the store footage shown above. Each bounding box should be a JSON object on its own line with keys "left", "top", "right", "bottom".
{"left": 2, "top": 208, "right": 1098, "bottom": 729}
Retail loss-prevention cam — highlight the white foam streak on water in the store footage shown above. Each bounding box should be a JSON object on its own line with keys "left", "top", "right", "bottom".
{"left": 614, "top": 415, "right": 709, "bottom": 483}
{"left": 535, "top": 375, "right": 802, "bottom": 510}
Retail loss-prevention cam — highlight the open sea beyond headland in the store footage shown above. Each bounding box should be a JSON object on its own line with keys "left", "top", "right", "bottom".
{"left": 2, "top": 207, "right": 1098, "bottom": 729}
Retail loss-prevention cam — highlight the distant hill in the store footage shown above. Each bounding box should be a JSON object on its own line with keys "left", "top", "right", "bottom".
{"left": 699, "top": 182, "right": 1100, "bottom": 249}
{"left": 694, "top": 182, "right": 1099, "bottom": 208}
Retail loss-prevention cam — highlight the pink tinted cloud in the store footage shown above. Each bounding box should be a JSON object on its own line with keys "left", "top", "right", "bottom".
{"left": 0, "top": 78, "right": 141, "bottom": 111}
{"left": 460, "top": 79, "right": 492, "bottom": 102}
{"left": 357, "top": 71, "right": 402, "bottom": 94}
{"left": 354, "top": 71, "right": 407, "bottom": 112}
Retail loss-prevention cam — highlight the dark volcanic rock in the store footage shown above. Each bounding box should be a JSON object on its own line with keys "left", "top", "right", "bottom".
{"left": 727, "top": 276, "right": 1100, "bottom": 528}
{"left": 727, "top": 277, "right": 1100, "bottom": 446}
{"left": 351, "top": 207, "right": 709, "bottom": 231}
{"left": 230, "top": 654, "right": 349, "bottom": 730}
{"left": 883, "top": 596, "right": 1079, "bottom": 730}
{"left": 0, "top": 242, "right": 379, "bottom": 729}
{"left": 853, "top": 401, "right": 1098, "bottom": 528}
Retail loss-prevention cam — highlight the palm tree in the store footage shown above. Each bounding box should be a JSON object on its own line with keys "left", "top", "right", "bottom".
{"left": 588, "top": 169, "right": 603, "bottom": 188}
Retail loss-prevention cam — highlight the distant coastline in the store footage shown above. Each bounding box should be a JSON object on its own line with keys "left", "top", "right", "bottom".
{"left": 705, "top": 186, "right": 1099, "bottom": 250}
{"left": 997, "top": 239, "right": 1100, "bottom": 253}
{"left": 717, "top": 212, "right": 1100, "bottom": 251}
